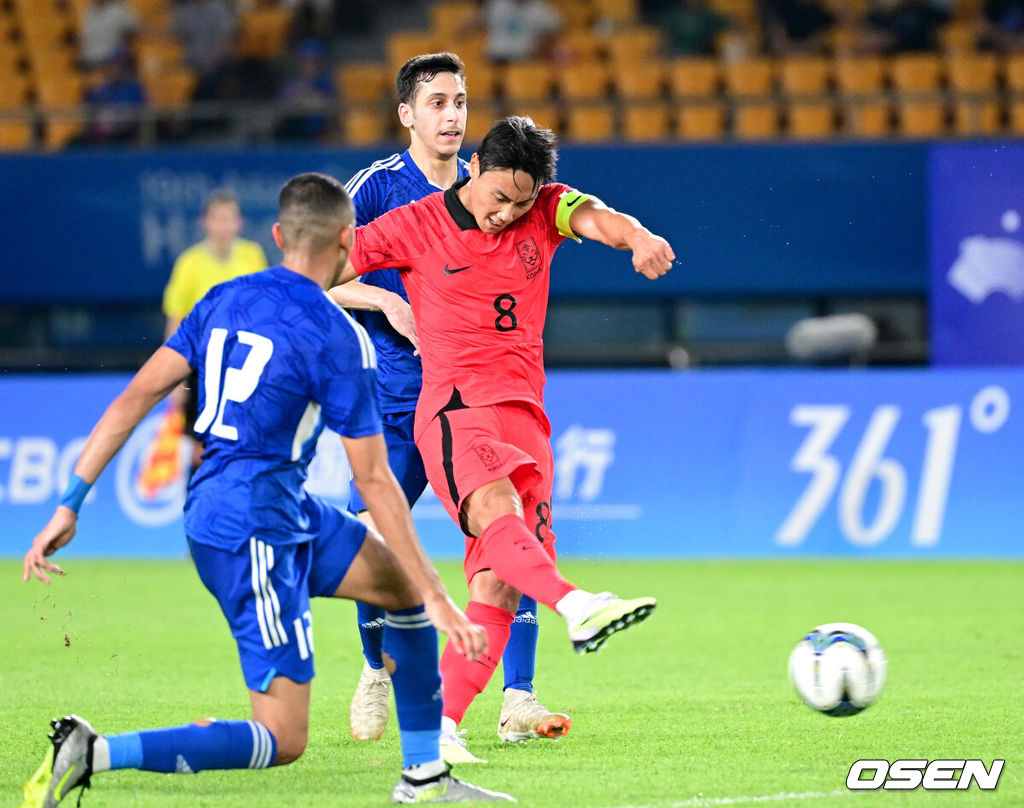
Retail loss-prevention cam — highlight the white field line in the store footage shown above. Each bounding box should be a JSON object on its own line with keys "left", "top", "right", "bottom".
{"left": 598, "top": 789, "right": 852, "bottom": 808}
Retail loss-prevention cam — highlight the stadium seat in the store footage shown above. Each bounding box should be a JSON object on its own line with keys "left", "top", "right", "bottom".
{"left": 675, "top": 100, "right": 727, "bottom": 140}
{"left": 341, "top": 106, "right": 388, "bottom": 145}
{"left": 463, "top": 60, "right": 499, "bottom": 103}
{"left": 502, "top": 61, "right": 554, "bottom": 102}
{"left": 126, "top": 0, "right": 169, "bottom": 27}
{"left": 0, "top": 73, "right": 31, "bottom": 108}
{"left": 0, "top": 41, "right": 24, "bottom": 76}
{"left": 709, "top": 0, "right": 759, "bottom": 28}
{"left": 556, "top": 29, "right": 603, "bottom": 62}
{"left": 722, "top": 58, "right": 775, "bottom": 97}
{"left": 786, "top": 100, "right": 836, "bottom": 139}
{"left": 465, "top": 102, "right": 499, "bottom": 142}
{"left": 895, "top": 99, "right": 947, "bottom": 138}
{"left": 613, "top": 62, "right": 665, "bottom": 101}
{"left": 621, "top": 102, "right": 671, "bottom": 141}
{"left": 668, "top": 58, "right": 720, "bottom": 99}
{"left": 511, "top": 101, "right": 560, "bottom": 131}
{"left": 564, "top": 104, "right": 615, "bottom": 142}
{"left": 26, "top": 49, "right": 76, "bottom": 79}
{"left": 732, "top": 99, "right": 780, "bottom": 139}
{"left": 1004, "top": 53, "right": 1024, "bottom": 93}
{"left": 429, "top": 0, "right": 476, "bottom": 40}
{"left": 604, "top": 27, "right": 663, "bottom": 67}
{"left": 938, "top": 21, "right": 977, "bottom": 53}
{"left": 777, "top": 55, "right": 831, "bottom": 97}
{"left": 953, "top": 98, "right": 1002, "bottom": 135}
{"left": 889, "top": 53, "right": 943, "bottom": 93}
{"left": 43, "top": 116, "right": 82, "bottom": 150}
{"left": 0, "top": 120, "right": 33, "bottom": 150}
{"left": 386, "top": 31, "right": 441, "bottom": 74}
{"left": 592, "top": 0, "right": 639, "bottom": 28}
{"left": 834, "top": 55, "right": 886, "bottom": 96}
{"left": 947, "top": 53, "right": 1000, "bottom": 135}
{"left": 135, "top": 37, "right": 185, "bottom": 78}
{"left": 841, "top": 99, "right": 891, "bottom": 138}
{"left": 34, "top": 75, "right": 83, "bottom": 109}
{"left": 142, "top": 67, "right": 196, "bottom": 108}
{"left": 1009, "top": 100, "right": 1024, "bottom": 134}
{"left": 335, "top": 63, "right": 391, "bottom": 105}
{"left": 556, "top": 61, "right": 610, "bottom": 102}
{"left": 17, "top": 14, "right": 72, "bottom": 55}
{"left": 548, "top": 0, "right": 594, "bottom": 32}
{"left": 236, "top": 5, "right": 292, "bottom": 61}
{"left": 824, "top": 25, "right": 864, "bottom": 55}
{"left": 946, "top": 52, "right": 998, "bottom": 94}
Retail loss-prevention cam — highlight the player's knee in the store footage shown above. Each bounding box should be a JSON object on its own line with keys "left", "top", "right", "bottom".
{"left": 272, "top": 729, "right": 308, "bottom": 766}
{"left": 466, "top": 480, "right": 522, "bottom": 535}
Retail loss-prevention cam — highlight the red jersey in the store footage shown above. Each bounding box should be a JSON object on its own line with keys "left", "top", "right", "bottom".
{"left": 350, "top": 179, "right": 582, "bottom": 434}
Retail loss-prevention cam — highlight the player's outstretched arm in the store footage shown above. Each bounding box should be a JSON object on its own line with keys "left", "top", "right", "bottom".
{"left": 23, "top": 346, "right": 192, "bottom": 584}
{"left": 568, "top": 197, "right": 675, "bottom": 280}
{"left": 328, "top": 279, "right": 419, "bottom": 354}
{"left": 343, "top": 433, "right": 487, "bottom": 661}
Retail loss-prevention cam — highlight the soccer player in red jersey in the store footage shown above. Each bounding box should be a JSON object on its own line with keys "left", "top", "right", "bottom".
{"left": 343, "top": 116, "right": 674, "bottom": 756}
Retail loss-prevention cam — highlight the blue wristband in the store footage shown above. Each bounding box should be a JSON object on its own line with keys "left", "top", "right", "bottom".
{"left": 59, "top": 474, "right": 91, "bottom": 514}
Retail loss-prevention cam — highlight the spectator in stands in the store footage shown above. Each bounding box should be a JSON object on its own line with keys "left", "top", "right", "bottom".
{"left": 78, "top": 0, "right": 140, "bottom": 70}
{"left": 75, "top": 47, "right": 146, "bottom": 145}
{"left": 760, "top": 0, "right": 835, "bottom": 53}
{"left": 484, "top": 0, "right": 563, "bottom": 63}
{"left": 660, "top": 0, "right": 732, "bottom": 56}
{"left": 984, "top": 0, "right": 1024, "bottom": 50}
{"left": 170, "top": 0, "right": 238, "bottom": 101}
{"left": 865, "top": 0, "right": 951, "bottom": 52}
{"left": 275, "top": 37, "right": 335, "bottom": 140}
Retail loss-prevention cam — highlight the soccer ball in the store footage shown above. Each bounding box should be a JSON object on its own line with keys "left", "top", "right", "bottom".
{"left": 788, "top": 622, "right": 886, "bottom": 716}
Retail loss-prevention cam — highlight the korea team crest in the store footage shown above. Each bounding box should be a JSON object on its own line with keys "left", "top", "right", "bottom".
{"left": 474, "top": 444, "right": 502, "bottom": 471}
{"left": 516, "top": 237, "right": 543, "bottom": 280}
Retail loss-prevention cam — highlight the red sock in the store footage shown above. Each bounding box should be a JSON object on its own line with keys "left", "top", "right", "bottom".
{"left": 479, "top": 513, "right": 576, "bottom": 611}
{"left": 441, "top": 601, "right": 514, "bottom": 724}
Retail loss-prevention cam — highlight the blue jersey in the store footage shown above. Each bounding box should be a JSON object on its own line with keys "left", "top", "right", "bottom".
{"left": 344, "top": 149, "right": 470, "bottom": 414}
{"left": 165, "top": 265, "right": 381, "bottom": 551}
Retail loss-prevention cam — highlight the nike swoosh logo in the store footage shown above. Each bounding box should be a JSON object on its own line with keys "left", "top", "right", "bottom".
{"left": 499, "top": 717, "right": 512, "bottom": 728}
{"left": 443, "top": 264, "right": 471, "bottom": 274}
{"left": 565, "top": 195, "right": 583, "bottom": 208}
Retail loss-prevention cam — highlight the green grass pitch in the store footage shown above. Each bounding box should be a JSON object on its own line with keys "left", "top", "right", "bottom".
{"left": 2, "top": 558, "right": 1021, "bottom": 807}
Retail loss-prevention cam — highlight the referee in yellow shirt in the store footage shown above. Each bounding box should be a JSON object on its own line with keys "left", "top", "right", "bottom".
{"left": 162, "top": 188, "right": 267, "bottom": 476}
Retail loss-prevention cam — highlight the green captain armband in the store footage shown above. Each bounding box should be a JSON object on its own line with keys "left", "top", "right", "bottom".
{"left": 555, "top": 190, "right": 590, "bottom": 242}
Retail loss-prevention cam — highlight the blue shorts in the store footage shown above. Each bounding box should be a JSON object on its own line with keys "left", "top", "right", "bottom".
{"left": 348, "top": 410, "right": 428, "bottom": 513}
{"left": 189, "top": 498, "right": 367, "bottom": 693}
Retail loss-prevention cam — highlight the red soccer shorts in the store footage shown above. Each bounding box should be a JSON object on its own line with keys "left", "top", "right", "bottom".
{"left": 416, "top": 396, "right": 557, "bottom": 581}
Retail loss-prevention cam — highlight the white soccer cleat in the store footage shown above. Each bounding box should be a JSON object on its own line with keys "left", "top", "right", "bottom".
{"left": 567, "top": 592, "right": 656, "bottom": 654}
{"left": 391, "top": 769, "right": 514, "bottom": 802}
{"left": 349, "top": 660, "right": 392, "bottom": 741}
{"left": 497, "top": 689, "right": 571, "bottom": 743}
{"left": 440, "top": 726, "right": 488, "bottom": 765}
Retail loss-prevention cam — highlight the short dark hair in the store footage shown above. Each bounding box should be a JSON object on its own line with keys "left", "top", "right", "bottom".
{"left": 277, "top": 172, "right": 354, "bottom": 251}
{"left": 476, "top": 116, "right": 558, "bottom": 189}
{"left": 201, "top": 187, "right": 239, "bottom": 216}
{"left": 396, "top": 52, "right": 466, "bottom": 105}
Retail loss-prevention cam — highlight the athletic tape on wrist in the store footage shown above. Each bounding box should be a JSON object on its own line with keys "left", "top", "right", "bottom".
{"left": 59, "top": 474, "right": 91, "bottom": 514}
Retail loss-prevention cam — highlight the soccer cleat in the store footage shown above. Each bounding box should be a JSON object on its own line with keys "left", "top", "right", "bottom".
{"left": 439, "top": 727, "right": 488, "bottom": 765}
{"left": 391, "top": 769, "right": 515, "bottom": 803}
{"left": 568, "top": 592, "right": 656, "bottom": 654}
{"left": 497, "top": 689, "right": 571, "bottom": 743}
{"left": 350, "top": 660, "right": 392, "bottom": 741}
{"left": 19, "top": 715, "right": 96, "bottom": 808}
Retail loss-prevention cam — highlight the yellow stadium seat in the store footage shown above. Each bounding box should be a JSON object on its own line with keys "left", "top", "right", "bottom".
{"left": 502, "top": 61, "right": 553, "bottom": 102}
{"left": 778, "top": 55, "right": 831, "bottom": 96}
{"left": 938, "top": 21, "right": 977, "bottom": 53}
{"left": 896, "top": 99, "right": 947, "bottom": 138}
{"left": 34, "top": 75, "right": 83, "bottom": 109}
{"left": 555, "top": 61, "right": 610, "bottom": 102}
{"left": 1009, "top": 100, "right": 1024, "bottom": 134}
{"left": 604, "top": 27, "right": 662, "bottom": 67}
{"left": 621, "top": 102, "right": 671, "bottom": 141}
{"left": 668, "top": 58, "right": 719, "bottom": 98}
{"left": 841, "top": 99, "right": 891, "bottom": 138}
{"left": 27, "top": 49, "right": 76, "bottom": 79}
{"left": 710, "top": 0, "right": 759, "bottom": 27}
{"left": 889, "top": 53, "right": 943, "bottom": 93}
{"left": 126, "top": 0, "right": 168, "bottom": 27}
{"left": 341, "top": 106, "right": 388, "bottom": 145}
{"left": 592, "top": 0, "right": 639, "bottom": 27}
{"left": 43, "top": 116, "right": 82, "bottom": 150}
{"left": 946, "top": 53, "right": 998, "bottom": 94}
{"left": 0, "top": 73, "right": 31, "bottom": 107}
{"left": 786, "top": 100, "right": 836, "bottom": 139}
{"left": 386, "top": 31, "right": 441, "bottom": 73}
{"left": 556, "top": 29, "right": 602, "bottom": 62}
{"left": 0, "top": 42, "right": 24, "bottom": 77}
{"left": 564, "top": 104, "right": 615, "bottom": 142}
{"left": 135, "top": 36, "right": 185, "bottom": 78}
{"left": 430, "top": 1, "right": 476, "bottom": 40}
{"left": 548, "top": 0, "right": 594, "bottom": 32}
{"left": 953, "top": 99, "right": 1002, "bottom": 136}
{"left": 613, "top": 62, "right": 665, "bottom": 101}
{"left": 675, "top": 100, "right": 727, "bottom": 140}
{"left": 463, "top": 60, "right": 498, "bottom": 103}
{"left": 0, "top": 120, "right": 33, "bottom": 150}
{"left": 722, "top": 58, "right": 774, "bottom": 97}
{"left": 237, "top": 6, "right": 292, "bottom": 61}
{"left": 1004, "top": 54, "right": 1024, "bottom": 92}
{"left": 834, "top": 55, "right": 886, "bottom": 96}
{"left": 510, "top": 101, "right": 560, "bottom": 131}
{"left": 18, "top": 14, "right": 72, "bottom": 54}
{"left": 733, "top": 99, "right": 779, "bottom": 139}
{"left": 143, "top": 67, "right": 196, "bottom": 108}
{"left": 824, "top": 25, "right": 865, "bottom": 55}
{"left": 465, "top": 103, "right": 499, "bottom": 142}
{"left": 335, "top": 63, "right": 391, "bottom": 105}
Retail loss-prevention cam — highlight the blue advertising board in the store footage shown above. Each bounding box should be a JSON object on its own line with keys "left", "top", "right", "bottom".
{"left": 0, "top": 143, "right": 926, "bottom": 304}
{"left": 1, "top": 368, "right": 1020, "bottom": 559}
{"left": 929, "top": 143, "right": 1024, "bottom": 365}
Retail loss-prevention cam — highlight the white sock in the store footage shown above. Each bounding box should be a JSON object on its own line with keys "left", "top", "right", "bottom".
{"left": 91, "top": 736, "right": 111, "bottom": 773}
{"left": 440, "top": 716, "right": 457, "bottom": 738}
{"left": 403, "top": 757, "right": 446, "bottom": 781}
{"left": 555, "top": 588, "right": 593, "bottom": 624}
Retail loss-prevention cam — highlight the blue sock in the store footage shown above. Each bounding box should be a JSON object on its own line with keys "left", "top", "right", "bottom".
{"left": 503, "top": 595, "right": 539, "bottom": 693}
{"left": 106, "top": 720, "right": 276, "bottom": 773}
{"left": 357, "top": 601, "right": 386, "bottom": 669}
{"left": 382, "top": 606, "right": 441, "bottom": 768}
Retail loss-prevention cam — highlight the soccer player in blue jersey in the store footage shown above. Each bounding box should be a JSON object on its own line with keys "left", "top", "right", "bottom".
{"left": 328, "top": 52, "right": 569, "bottom": 761}
{"left": 19, "top": 173, "right": 512, "bottom": 806}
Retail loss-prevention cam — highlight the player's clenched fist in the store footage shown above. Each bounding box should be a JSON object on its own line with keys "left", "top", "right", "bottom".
{"left": 630, "top": 230, "right": 675, "bottom": 280}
